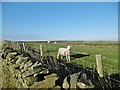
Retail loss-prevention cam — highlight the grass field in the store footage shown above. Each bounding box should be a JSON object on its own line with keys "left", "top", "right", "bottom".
{"left": 22, "top": 41, "right": 118, "bottom": 75}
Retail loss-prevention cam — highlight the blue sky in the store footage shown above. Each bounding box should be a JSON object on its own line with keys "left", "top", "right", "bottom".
{"left": 0, "top": 2, "right": 2, "bottom": 40}
{"left": 2, "top": 2, "right": 118, "bottom": 41}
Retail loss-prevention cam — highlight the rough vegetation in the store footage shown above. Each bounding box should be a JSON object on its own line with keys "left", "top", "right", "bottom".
{"left": 0, "top": 40, "right": 120, "bottom": 89}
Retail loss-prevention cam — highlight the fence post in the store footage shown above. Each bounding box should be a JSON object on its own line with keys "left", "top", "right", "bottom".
{"left": 96, "top": 54, "right": 103, "bottom": 77}
{"left": 40, "top": 45, "right": 43, "bottom": 57}
{"left": 22, "top": 42, "right": 25, "bottom": 51}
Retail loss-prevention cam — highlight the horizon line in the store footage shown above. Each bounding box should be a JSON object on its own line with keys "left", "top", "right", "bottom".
{"left": 2, "top": 39, "right": 118, "bottom": 42}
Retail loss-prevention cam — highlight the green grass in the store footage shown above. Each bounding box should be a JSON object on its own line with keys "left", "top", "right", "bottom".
{"left": 24, "top": 41, "right": 118, "bottom": 75}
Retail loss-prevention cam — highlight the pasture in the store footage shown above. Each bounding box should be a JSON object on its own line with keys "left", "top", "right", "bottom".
{"left": 1, "top": 40, "right": 119, "bottom": 88}
{"left": 23, "top": 41, "right": 118, "bottom": 75}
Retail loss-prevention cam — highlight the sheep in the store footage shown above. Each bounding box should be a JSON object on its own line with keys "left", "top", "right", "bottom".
{"left": 54, "top": 41, "right": 56, "bottom": 44}
{"left": 57, "top": 46, "right": 71, "bottom": 62}
{"left": 47, "top": 41, "right": 51, "bottom": 43}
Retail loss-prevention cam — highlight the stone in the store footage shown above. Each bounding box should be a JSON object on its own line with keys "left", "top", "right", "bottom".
{"left": 22, "top": 67, "right": 42, "bottom": 78}
{"left": 20, "top": 62, "right": 25, "bottom": 69}
{"left": 34, "top": 69, "right": 49, "bottom": 77}
{"left": 62, "top": 77, "right": 69, "bottom": 89}
{"left": 12, "top": 64, "right": 21, "bottom": 69}
{"left": 77, "top": 82, "right": 86, "bottom": 89}
{"left": 16, "top": 56, "right": 28, "bottom": 64}
{"left": 11, "top": 55, "right": 19, "bottom": 64}
{"left": 70, "top": 72, "right": 81, "bottom": 88}
{"left": 6, "top": 52, "right": 18, "bottom": 59}
{"left": 44, "top": 73, "right": 57, "bottom": 79}
{"left": 52, "top": 86, "right": 61, "bottom": 89}
{"left": 31, "top": 73, "right": 58, "bottom": 88}
{"left": 24, "top": 76, "right": 38, "bottom": 86}
{"left": 25, "top": 60, "right": 33, "bottom": 68}
{"left": 77, "top": 82, "right": 94, "bottom": 89}
{"left": 30, "top": 61, "right": 42, "bottom": 70}
{"left": 15, "top": 56, "right": 22, "bottom": 64}
{"left": 21, "top": 60, "right": 33, "bottom": 72}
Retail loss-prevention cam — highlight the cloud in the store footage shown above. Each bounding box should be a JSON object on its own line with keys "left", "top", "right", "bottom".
{"left": 2, "top": 33, "right": 118, "bottom": 41}
{"left": 2, "top": 34, "right": 40, "bottom": 41}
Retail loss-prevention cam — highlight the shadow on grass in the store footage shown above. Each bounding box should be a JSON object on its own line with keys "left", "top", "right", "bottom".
{"left": 70, "top": 53, "right": 90, "bottom": 60}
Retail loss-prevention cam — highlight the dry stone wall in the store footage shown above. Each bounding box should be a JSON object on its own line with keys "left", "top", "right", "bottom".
{"left": 1, "top": 41, "right": 120, "bottom": 89}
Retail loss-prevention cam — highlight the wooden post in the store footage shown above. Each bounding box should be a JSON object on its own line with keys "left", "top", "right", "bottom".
{"left": 96, "top": 54, "right": 103, "bottom": 77}
{"left": 40, "top": 45, "right": 43, "bottom": 57}
{"left": 22, "top": 42, "right": 25, "bottom": 51}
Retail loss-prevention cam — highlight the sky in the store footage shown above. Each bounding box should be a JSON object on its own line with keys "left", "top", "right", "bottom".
{"left": 2, "top": 0, "right": 120, "bottom": 2}
{"left": 2, "top": 2, "right": 118, "bottom": 41}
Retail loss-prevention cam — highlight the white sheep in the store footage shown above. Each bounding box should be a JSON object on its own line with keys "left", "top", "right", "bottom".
{"left": 47, "top": 41, "right": 51, "bottom": 43}
{"left": 57, "top": 46, "right": 70, "bottom": 62}
{"left": 54, "top": 41, "right": 56, "bottom": 44}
